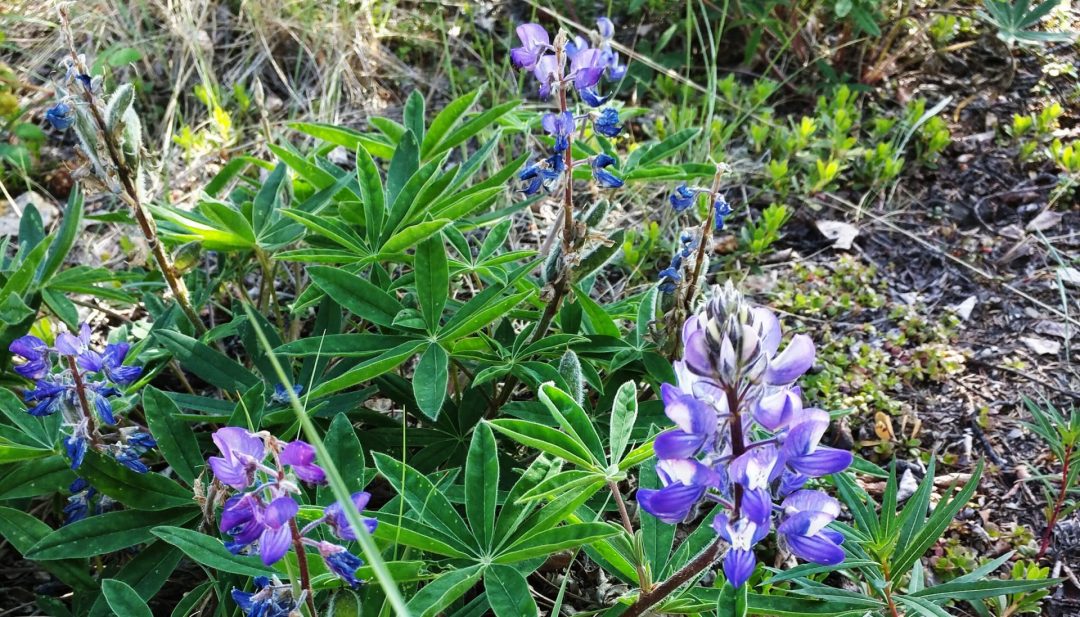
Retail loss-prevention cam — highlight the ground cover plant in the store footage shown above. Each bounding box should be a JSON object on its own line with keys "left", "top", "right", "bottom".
{"left": 0, "top": 0, "right": 1078, "bottom": 615}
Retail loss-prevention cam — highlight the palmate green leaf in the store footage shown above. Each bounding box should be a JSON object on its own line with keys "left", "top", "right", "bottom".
{"left": 415, "top": 234, "right": 449, "bottom": 332}
{"left": 765, "top": 559, "right": 880, "bottom": 584}
{"left": 909, "top": 577, "right": 1060, "bottom": 603}
{"left": 27, "top": 507, "right": 197, "bottom": 560}
{"left": 431, "top": 186, "right": 503, "bottom": 222}
{"left": 745, "top": 593, "right": 874, "bottom": 616}
{"left": 0, "top": 506, "right": 95, "bottom": 591}
{"left": 386, "top": 130, "right": 420, "bottom": 207}
{"left": 356, "top": 144, "right": 386, "bottom": 243}
{"left": 431, "top": 100, "right": 521, "bottom": 160}
{"left": 519, "top": 469, "right": 601, "bottom": 502}
{"left": 413, "top": 343, "right": 449, "bottom": 420}
{"left": 488, "top": 419, "right": 596, "bottom": 469}
{"left": 280, "top": 208, "right": 368, "bottom": 255}
{"left": 151, "top": 526, "right": 274, "bottom": 577}
{"left": 382, "top": 218, "right": 452, "bottom": 255}
{"left": 268, "top": 144, "right": 362, "bottom": 201}
{"left": 439, "top": 290, "right": 534, "bottom": 343}
{"left": 609, "top": 381, "right": 638, "bottom": 465}
{"left": 0, "top": 388, "right": 53, "bottom": 448}
{"left": 405, "top": 564, "right": 484, "bottom": 617}
{"left": 495, "top": 522, "right": 618, "bottom": 563}
{"left": 154, "top": 330, "right": 259, "bottom": 392}
{"left": 0, "top": 442, "right": 51, "bottom": 463}
{"left": 897, "top": 595, "right": 951, "bottom": 617}
{"left": 574, "top": 285, "right": 620, "bottom": 337}
{"left": 486, "top": 564, "right": 539, "bottom": 617}
{"left": 288, "top": 122, "right": 395, "bottom": 159}
{"left": 371, "top": 515, "right": 472, "bottom": 558}
{"left": 626, "top": 128, "right": 700, "bottom": 169}
{"left": 87, "top": 541, "right": 184, "bottom": 617}
{"left": 539, "top": 383, "right": 605, "bottom": 466}
{"left": 493, "top": 456, "right": 561, "bottom": 547}
{"left": 421, "top": 88, "right": 482, "bottom": 159}
{"left": 102, "top": 579, "right": 153, "bottom": 617}
{"left": 308, "top": 340, "right": 425, "bottom": 398}
{"left": 306, "top": 265, "right": 403, "bottom": 328}
{"left": 0, "top": 455, "right": 74, "bottom": 499}
{"left": 465, "top": 422, "right": 498, "bottom": 550}
{"left": 892, "top": 459, "right": 983, "bottom": 576}
{"left": 79, "top": 451, "right": 193, "bottom": 511}
{"left": 404, "top": 90, "right": 426, "bottom": 144}
{"left": 372, "top": 452, "right": 476, "bottom": 552}
{"left": 275, "top": 334, "right": 414, "bottom": 357}
{"left": 897, "top": 457, "right": 937, "bottom": 550}
{"left": 142, "top": 386, "right": 202, "bottom": 485}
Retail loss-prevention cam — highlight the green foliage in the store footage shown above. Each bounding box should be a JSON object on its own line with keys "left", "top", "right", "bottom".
{"left": 978, "top": 0, "right": 1076, "bottom": 46}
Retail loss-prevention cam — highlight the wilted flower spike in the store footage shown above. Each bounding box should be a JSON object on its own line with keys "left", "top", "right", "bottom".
{"left": 637, "top": 283, "right": 850, "bottom": 588}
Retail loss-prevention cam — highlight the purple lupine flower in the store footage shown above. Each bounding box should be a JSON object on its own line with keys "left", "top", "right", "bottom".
{"left": 713, "top": 512, "right": 770, "bottom": 588}
{"left": 714, "top": 196, "right": 734, "bottom": 231}
{"left": 778, "top": 490, "right": 844, "bottom": 565}
{"left": 64, "top": 479, "right": 95, "bottom": 524}
{"left": 271, "top": 384, "right": 302, "bottom": 404}
{"left": 569, "top": 48, "right": 605, "bottom": 92}
{"left": 510, "top": 24, "right": 550, "bottom": 70}
{"left": 79, "top": 342, "right": 143, "bottom": 385}
{"left": 88, "top": 382, "right": 117, "bottom": 425}
{"left": 9, "top": 335, "right": 50, "bottom": 379}
{"left": 45, "top": 102, "right": 75, "bottom": 131}
{"left": 258, "top": 496, "right": 299, "bottom": 565}
{"left": 115, "top": 448, "right": 148, "bottom": 473}
{"left": 55, "top": 323, "right": 92, "bottom": 357}
{"left": 593, "top": 108, "right": 622, "bottom": 137}
{"left": 595, "top": 18, "right": 628, "bottom": 81}
{"left": 519, "top": 154, "right": 563, "bottom": 196}
{"left": 324, "top": 492, "right": 378, "bottom": 541}
{"left": 65, "top": 433, "right": 87, "bottom": 470}
{"left": 317, "top": 541, "right": 365, "bottom": 588}
{"left": 542, "top": 111, "right": 575, "bottom": 153}
{"left": 24, "top": 379, "right": 68, "bottom": 417}
{"left": 208, "top": 427, "right": 266, "bottom": 490}
{"left": 591, "top": 154, "right": 623, "bottom": 188}
{"left": 232, "top": 577, "right": 298, "bottom": 617}
{"left": 636, "top": 458, "right": 716, "bottom": 524}
{"left": 670, "top": 185, "right": 697, "bottom": 212}
{"left": 565, "top": 34, "right": 589, "bottom": 58}
{"left": 280, "top": 440, "right": 327, "bottom": 485}
{"left": 636, "top": 282, "right": 851, "bottom": 588}
{"left": 532, "top": 54, "right": 563, "bottom": 99}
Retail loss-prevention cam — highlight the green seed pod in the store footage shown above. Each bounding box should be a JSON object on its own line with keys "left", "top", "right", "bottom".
{"left": 106, "top": 83, "right": 134, "bottom": 136}
{"left": 558, "top": 350, "right": 584, "bottom": 404}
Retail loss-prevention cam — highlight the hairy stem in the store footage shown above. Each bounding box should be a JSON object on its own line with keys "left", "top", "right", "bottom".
{"left": 1038, "top": 443, "right": 1073, "bottom": 559}
{"left": 621, "top": 537, "right": 726, "bottom": 617}
{"left": 609, "top": 480, "right": 652, "bottom": 593}
{"left": 65, "top": 355, "right": 99, "bottom": 446}
{"left": 881, "top": 560, "right": 901, "bottom": 617}
{"left": 59, "top": 8, "right": 205, "bottom": 335}
{"left": 288, "top": 518, "right": 319, "bottom": 617}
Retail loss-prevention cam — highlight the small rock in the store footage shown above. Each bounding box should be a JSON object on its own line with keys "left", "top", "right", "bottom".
{"left": 897, "top": 469, "right": 919, "bottom": 502}
{"left": 949, "top": 296, "right": 978, "bottom": 321}
{"left": 1021, "top": 336, "right": 1061, "bottom": 356}
{"left": 1058, "top": 267, "right": 1080, "bottom": 288}
{"left": 815, "top": 220, "right": 859, "bottom": 250}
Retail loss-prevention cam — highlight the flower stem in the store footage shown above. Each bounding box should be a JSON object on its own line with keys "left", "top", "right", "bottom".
{"left": 65, "top": 356, "right": 99, "bottom": 446}
{"left": 621, "top": 537, "right": 726, "bottom": 617}
{"left": 1038, "top": 443, "right": 1073, "bottom": 559}
{"left": 881, "top": 560, "right": 901, "bottom": 617}
{"left": 59, "top": 8, "right": 205, "bottom": 336}
{"left": 609, "top": 480, "right": 652, "bottom": 593}
{"left": 288, "top": 518, "right": 319, "bottom": 617}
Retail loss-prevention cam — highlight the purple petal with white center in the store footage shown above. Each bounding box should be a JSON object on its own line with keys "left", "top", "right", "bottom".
{"left": 597, "top": 17, "right": 614, "bottom": 39}
{"left": 281, "top": 440, "right": 326, "bottom": 484}
{"left": 787, "top": 446, "right": 852, "bottom": 477}
{"left": 213, "top": 427, "right": 265, "bottom": 461}
{"left": 753, "top": 389, "right": 801, "bottom": 432}
{"left": 656, "top": 458, "right": 715, "bottom": 488}
{"left": 723, "top": 548, "right": 756, "bottom": 589}
{"left": 729, "top": 445, "right": 780, "bottom": 490}
{"left": 510, "top": 24, "right": 549, "bottom": 69}
{"left": 660, "top": 383, "right": 717, "bottom": 436}
{"left": 636, "top": 483, "right": 704, "bottom": 524}
{"left": 570, "top": 48, "right": 604, "bottom": 90}
{"left": 653, "top": 429, "right": 708, "bottom": 459}
{"left": 54, "top": 332, "right": 83, "bottom": 356}
{"left": 533, "top": 55, "right": 561, "bottom": 98}
{"left": 781, "top": 409, "right": 830, "bottom": 458}
{"left": 263, "top": 496, "right": 298, "bottom": 529}
{"left": 765, "top": 334, "right": 815, "bottom": 385}
{"left": 741, "top": 487, "right": 773, "bottom": 526}
{"left": 259, "top": 524, "right": 292, "bottom": 565}
{"left": 782, "top": 490, "right": 840, "bottom": 518}
{"left": 208, "top": 456, "right": 250, "bottom": 489}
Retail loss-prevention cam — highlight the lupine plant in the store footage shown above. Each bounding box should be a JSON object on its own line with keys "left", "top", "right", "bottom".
{"left": 0, "top": 9, "right": 1058, "bottom": 617}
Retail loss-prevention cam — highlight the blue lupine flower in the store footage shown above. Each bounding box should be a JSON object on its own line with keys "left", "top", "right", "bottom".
{"left": 519, "top": 154, "right": 563, "bottom": 196}
{"left": 45, "top": 102, "right": 75, "bottom": 131}
{"left": 670, "top": 184, "right": 697, "bottom": 212}
{"left": 714, "top": 196, "right": 734, "bottom": 231}
{"left": 569, "top": 48, "right": 605, "bottom": 93}
{"left": 280, "top": 440, "right": 327, "bottom": 485}
{"left": 637, "top": 283, "right": 852, "bottom": 588}
{"left": 208, "top": 427, "right": 266, "bottom": 490}
{"left": 658, "top": 268, "right": 681, "bottom": 295}
{"left": 565, "top": 34, "right": 589, "bottom": 58}
{"left": 323, "top": 492, "right": 378, "bottom": 541}
{"left": 64, "top": 479, "right": 95, "bottom": 525}
{"left": 591, "top": 154, "right": 623, "bottom": 188}
{"left": 126, "top": 431, "right": 157, "bottom": 451}
{"left": 578, "top": 87, "right": 609, "bottom": 108}
{"left": 24, "top": 379, "right": 68, "bottom": 417}
{"left": 318, "top": 542, "right": 365, "bottom": 588}
{"left": 542, "top": 111, "right": 575, "bottom": 153}
{"left": 79, "top": 342, "right": 143, "bottom": 385}
{"left": 596, "top": 18, "right": 628, "bottom": 82}
{"left": 55, "top": 323, "right": 92, "bottom": 358}
{"left": 510, "top": 24, "right": 550, "bottom": 70}
{"left": 88, "top": 383, "right": 117, "bottom": 425}
{"left": 593, "top": 108, "right": 622, "bottom": 137}
{"left": 9, "top": 335, "right": 50, "bottom": 379}
{"left": 597, "top": 17, "right": 615, "bottom": 39}
{"left": 232, "top": 577, "right": 297, "bottom": 617}
{"left": 271, "top": 384, "right": 302, "bottom": 404}
{"left": 65, "top": 433, "right": 87, "bottom": 470}
{"left": 75, "top": 74, "right": 93, "bottom": 91}
{"left": 115, "top": 448, "right": 148, "bottom": 473}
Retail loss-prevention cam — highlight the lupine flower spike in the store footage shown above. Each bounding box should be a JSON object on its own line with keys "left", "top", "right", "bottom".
{"left": 637, "top": 283, "right": 852, "bottom": 588}
{"left": 209, "top": 427, "right": 378, "bottom": 593}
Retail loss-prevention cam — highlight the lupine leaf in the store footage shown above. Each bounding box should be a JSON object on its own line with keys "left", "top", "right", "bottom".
{"left": 142, "top": 386, "right": 202, "bottom": 485}
{"left": 78, "top": 451, "right": 193, "bottom": 511}
{"left": 465, "top": 422, "right": 499, "bottom": 550}
{"left": 102, "top": 579, "right": 153, "bottom": 617}
{"left": 307, "top": 266, "right": 403, "bottom": 328}
{"left": 372, "top": 452, "right": 476, "bottom": 551}
{"left": 486, "top": 564, "right": 539, "bottom": 617}
{"left": 151, "top": 526, "right": 274, "bottom": 577}
{"left": 27, "top": 507, "right": 196, "bottom": 559}
{"left": 404, "top": 565, "right": 484, "bottom": 617}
